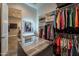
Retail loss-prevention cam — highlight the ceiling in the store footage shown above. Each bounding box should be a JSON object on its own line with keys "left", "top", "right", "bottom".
{"left": 26, "top": 3, "right": 57, "bottom": 16}
{"left": 27, "top": 3, "right": 57, "bottom": 10}
{"left": 26, "top": 3, "right": 41, "bottom": 9}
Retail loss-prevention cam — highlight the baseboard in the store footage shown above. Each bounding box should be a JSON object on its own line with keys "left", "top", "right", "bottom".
{"left": 1, "top": 52, "right": 8, "bottom": 56}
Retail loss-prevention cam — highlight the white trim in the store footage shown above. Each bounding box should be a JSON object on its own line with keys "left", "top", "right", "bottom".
{"left": 1, "top": 52, "right": 8, "bottom": 56}
{"left": 25, "top": 3, "right": 38, "bottom": 10}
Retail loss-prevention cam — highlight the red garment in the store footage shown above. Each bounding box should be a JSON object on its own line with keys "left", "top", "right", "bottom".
{"left": 55, "top": 36, "right": 62, "bottom": 55}
{"left": 68, "top": 39, "right": 72, "bottom": 56}
{"left": 48, "top": 26, "right": 50, "bottom": 32}
{"left": 60, "top": 11, "right": 64, "bottom": 29}
{"left": 56, "top": 36, "right": 61, "bottom": 46}
{"left": 68, "top": 39, "right": 72, "bottom": 49}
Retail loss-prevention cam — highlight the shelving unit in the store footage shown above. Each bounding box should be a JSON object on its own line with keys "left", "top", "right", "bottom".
{"left": 8, "top": 8, "right": 22, "bottom": 55}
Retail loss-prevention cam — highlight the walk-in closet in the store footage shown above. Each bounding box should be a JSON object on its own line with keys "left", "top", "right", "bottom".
{"left": 0, "top": 3, "right": 79, "bottom": 56}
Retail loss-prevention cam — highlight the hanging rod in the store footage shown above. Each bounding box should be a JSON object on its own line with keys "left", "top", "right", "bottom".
{"left": 57, "top": 3, "right": 74, "bottom": 9}
{"left": 50, "top": 3, "right": 79, "bottom": 16}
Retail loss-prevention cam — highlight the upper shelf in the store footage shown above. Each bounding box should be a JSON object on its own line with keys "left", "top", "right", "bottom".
{"left": 9, "top": 8, "right": 22, "bottom": 19}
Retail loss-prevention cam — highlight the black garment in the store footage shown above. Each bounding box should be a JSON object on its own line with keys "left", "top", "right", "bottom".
{"left": 39, "top": 29, "right": 43, "bottom": 38}
{"left": 72, "top": 7, "right": 75, "bottom": 28}
{"left": 64, "top": 9, "right": 67, "bottom": 29}
{"left": 67, "top": 10, "right": 70, "bottom": 28}
{"left": 45, "top": 25, "right": 47, "bottom": 39}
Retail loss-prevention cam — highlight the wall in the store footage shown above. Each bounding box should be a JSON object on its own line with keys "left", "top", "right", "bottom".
{"left": 37, "top": 3, "right": 57, "bottom": 16}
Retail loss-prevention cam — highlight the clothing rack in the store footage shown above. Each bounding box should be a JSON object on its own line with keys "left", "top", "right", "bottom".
{"left": 54, "top": 3, "right": 79, "bottom": 37}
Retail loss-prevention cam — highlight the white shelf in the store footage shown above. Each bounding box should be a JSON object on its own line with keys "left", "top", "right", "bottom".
{"left": 22, "top": 32, "right": 35, "bottom": 36}
{"left": 8, "top": 35, "right": 17, "bottom": 37}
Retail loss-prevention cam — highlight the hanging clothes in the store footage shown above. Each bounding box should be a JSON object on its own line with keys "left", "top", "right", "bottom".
{"left": 72, "top": 7, "right": 75, "bottom": 28}
{"left": 74, "top": 35, "right": 78, "bottom": 53}
{"left": 67, "top": 9, "right": 72, "bottom": 28}
{"left": 50, "top": 23, "right": 54, "bottom": 40}
{"left": 56, "top": 11, "right": 60, "bottom": 30}
{"left": 75, "top": 6, "right": 79, "bottom": 28}
{"left": 55, "top": 35, "right": 61, "bottom": 56}
{"left": 60, "top": 10, "right": 63, "bottom": 30}
{"left": 63, "top": 38, "right": 68, "bottom": 56}
{"left": 45, "top": 25, "right": 48, "bottom": 39}
{"left": 53, "top": 15, "right": 56, "bottom": 28}
{"left": 62, "top": 10, "right": 65, "bottom": 29}
{"left": 72, "top": 35, "right": 78, "bottom": 56}
{"left": 61, "top": 38, "right": 66, "bottom": 56}
{"left": 47, "top": 25, "right": 51, "bottom": 40}
{"left": 65, "top": 8, "right": 68, "bottom": 28}
{"left": 68, "top": 38, "right": 72, "bottom": 56}
{"left": 69, "top": 8, "right": 73, "bottom": 27}
{"left": 39, "top": 29, "right": 43, "bottom": 38}
{"left": 42, "top": 28, "right": 45, "bottom": 38}
{"left": 60, "top": 10, "right": 65, "bottom": 30}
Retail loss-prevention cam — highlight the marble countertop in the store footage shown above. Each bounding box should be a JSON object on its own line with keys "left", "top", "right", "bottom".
{"left": 18, "top": 38, "right": 50, "bottom": 56}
